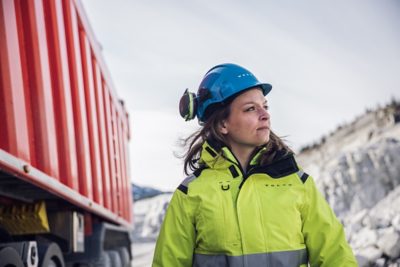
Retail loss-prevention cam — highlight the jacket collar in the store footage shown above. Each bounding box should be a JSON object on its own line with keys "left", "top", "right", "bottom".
{"left": 199, "top": 140, "right": 299, "bottom": 178}
{"left": 199, "top": 140, "right": 266, "bottom": 170}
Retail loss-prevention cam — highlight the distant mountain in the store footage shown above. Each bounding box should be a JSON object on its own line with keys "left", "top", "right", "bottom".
{"left": 131, "top": 183, "right": 168, "bottom": 201}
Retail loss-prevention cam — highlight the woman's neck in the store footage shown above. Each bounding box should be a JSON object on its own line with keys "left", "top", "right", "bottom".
{"left": 230, "top": 146, "right": 254, "bottom": 173}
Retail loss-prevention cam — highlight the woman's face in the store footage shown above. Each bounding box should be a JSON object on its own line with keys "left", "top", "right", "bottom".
{"left": 220, "top": 88, "right": 270, "bottom": 151}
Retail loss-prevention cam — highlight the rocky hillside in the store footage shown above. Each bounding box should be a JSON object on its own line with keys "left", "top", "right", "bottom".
{"left": 297, "top": 99, "right": 400, "bottom": 267}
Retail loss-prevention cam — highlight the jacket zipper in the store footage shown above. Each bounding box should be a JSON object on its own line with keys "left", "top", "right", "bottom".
{"left": 239, "top": 165, "right": 258, "bottom": 189}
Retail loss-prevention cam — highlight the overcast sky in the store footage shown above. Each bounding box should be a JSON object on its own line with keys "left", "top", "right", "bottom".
{"left": 82, "top": 0, "right": 400, "bottom": 191}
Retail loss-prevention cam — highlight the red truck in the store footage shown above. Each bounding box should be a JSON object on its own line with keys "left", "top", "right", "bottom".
{"left": 0, "top": 0, "right": 133, "bottom": 266}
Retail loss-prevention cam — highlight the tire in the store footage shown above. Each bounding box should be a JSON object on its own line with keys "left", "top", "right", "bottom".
{"left": 0, "top": 247, "right": 24, "bottom": 267}
{"left": 37, "top": 243, "right": 65, "bottom": 267}
{"left": 116, "top": 247, "right": 130, "bottom": 267}
{"left": 97, "top": 251, "right": 111, "bottom": 267}
{"left": 106, "top": 250, "right": 121, "bottom": 267}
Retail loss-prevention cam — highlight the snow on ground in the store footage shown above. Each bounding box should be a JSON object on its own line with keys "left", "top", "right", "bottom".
{"left": 132, "top": 242, "right": 157, "bottom": 267}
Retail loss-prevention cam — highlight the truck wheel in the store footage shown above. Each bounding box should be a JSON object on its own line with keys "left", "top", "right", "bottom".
{"left": 117, "top": 247, "right": 130, "bottom": 267}
{"left": 107, "top": 250, "right": 121, "bottom": 267}
{"left": 38, "top": 243, "right": 65, "bottom": 267}
{"left": 0, "top": 247, "right": 24, "bottom": 267}
{"left": 97, "top": 251, "right": 111, "bottom": 267}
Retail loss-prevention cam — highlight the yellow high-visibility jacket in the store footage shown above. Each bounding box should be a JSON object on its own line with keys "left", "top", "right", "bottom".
{"left": 152, "top": 141, "right": 357, "bottom": 267}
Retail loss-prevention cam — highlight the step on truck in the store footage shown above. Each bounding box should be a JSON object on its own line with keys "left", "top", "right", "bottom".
{"left": 0, "top": 0, "right": 134, "bottom": 266}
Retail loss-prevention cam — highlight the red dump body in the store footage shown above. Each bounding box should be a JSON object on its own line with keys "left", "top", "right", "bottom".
{"left": 0, "top": 0, "right": 132, "bottom": 227}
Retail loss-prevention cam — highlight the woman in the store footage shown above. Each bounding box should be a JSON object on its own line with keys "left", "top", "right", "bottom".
{"left": 152, "top": 63, "right": 357, "bottom": 267}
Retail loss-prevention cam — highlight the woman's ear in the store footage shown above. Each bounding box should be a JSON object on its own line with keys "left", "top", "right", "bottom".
{"left": 219, "top": 120, "right": 228, "bottom": 135}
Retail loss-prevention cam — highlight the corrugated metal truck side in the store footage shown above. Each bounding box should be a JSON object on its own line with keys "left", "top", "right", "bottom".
{"left": 0, "top": 0, "right": 134, "bottom": 266}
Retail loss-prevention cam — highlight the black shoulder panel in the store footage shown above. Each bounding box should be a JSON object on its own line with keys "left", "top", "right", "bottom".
{"left": 193, "top": 165, "right": 207, "bottom": 177}
{"left": 177, "top": 166, "right": 208, "bottom": 194}
{"left": 297, "top": 170, "right": 309, "bottom": 184}
{"left": 177, "top": 184, "right": 188, "bottom": 194}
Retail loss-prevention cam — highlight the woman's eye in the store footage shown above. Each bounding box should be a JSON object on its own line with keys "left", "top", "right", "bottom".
{"left": 264, "top": 105, "right": 269, "bottom": 110}
{"left": 245, "top": 107, "right": 255, "bottom": 112}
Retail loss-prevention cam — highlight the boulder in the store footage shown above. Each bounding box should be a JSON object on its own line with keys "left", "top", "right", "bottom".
{"left": 351, "top": 227, "right": 377, "bottom": 249}
{"left": 377, "top": 229, "right": 400, "bottom": 258}
{"left": 356, "top": 246, "right": 382, "bottom": 267}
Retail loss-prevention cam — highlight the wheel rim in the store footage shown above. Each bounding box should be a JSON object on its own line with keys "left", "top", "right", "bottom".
{"left": 0, "top": 247, "right": 24, "bottom": 267}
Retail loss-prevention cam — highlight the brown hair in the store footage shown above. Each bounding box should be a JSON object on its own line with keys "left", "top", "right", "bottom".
{"left": 181, "top": 103, "right": 293, "bottom": 175}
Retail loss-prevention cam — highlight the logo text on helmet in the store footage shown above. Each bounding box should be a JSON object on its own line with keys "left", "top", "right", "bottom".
{"left": 237, "top": 73, "right": 253, "bottom": 78}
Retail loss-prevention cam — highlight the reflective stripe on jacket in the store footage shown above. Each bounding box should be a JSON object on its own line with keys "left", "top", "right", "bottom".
{"left": 152, "top": 142, "right": 357, "bottom": 267}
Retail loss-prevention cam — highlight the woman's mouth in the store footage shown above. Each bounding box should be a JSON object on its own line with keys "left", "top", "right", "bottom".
{"left": 257, "top": 126, "right": 269, "bottom": 131}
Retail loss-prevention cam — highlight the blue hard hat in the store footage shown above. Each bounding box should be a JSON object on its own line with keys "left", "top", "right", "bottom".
{"left": 179, "top": 63, "right": 272, "bottom": 122}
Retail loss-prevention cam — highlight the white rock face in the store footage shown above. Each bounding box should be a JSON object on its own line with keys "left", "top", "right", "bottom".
{"left": 297, "top": 103, "right": 400, "bottom": 266}
{"left": 300, "top": 137, "right": 400, "bottom": 218}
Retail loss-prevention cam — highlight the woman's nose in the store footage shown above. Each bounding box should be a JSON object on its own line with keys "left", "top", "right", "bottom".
{"left": 259, "top": 108, "right": 270, "bottom": 121}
